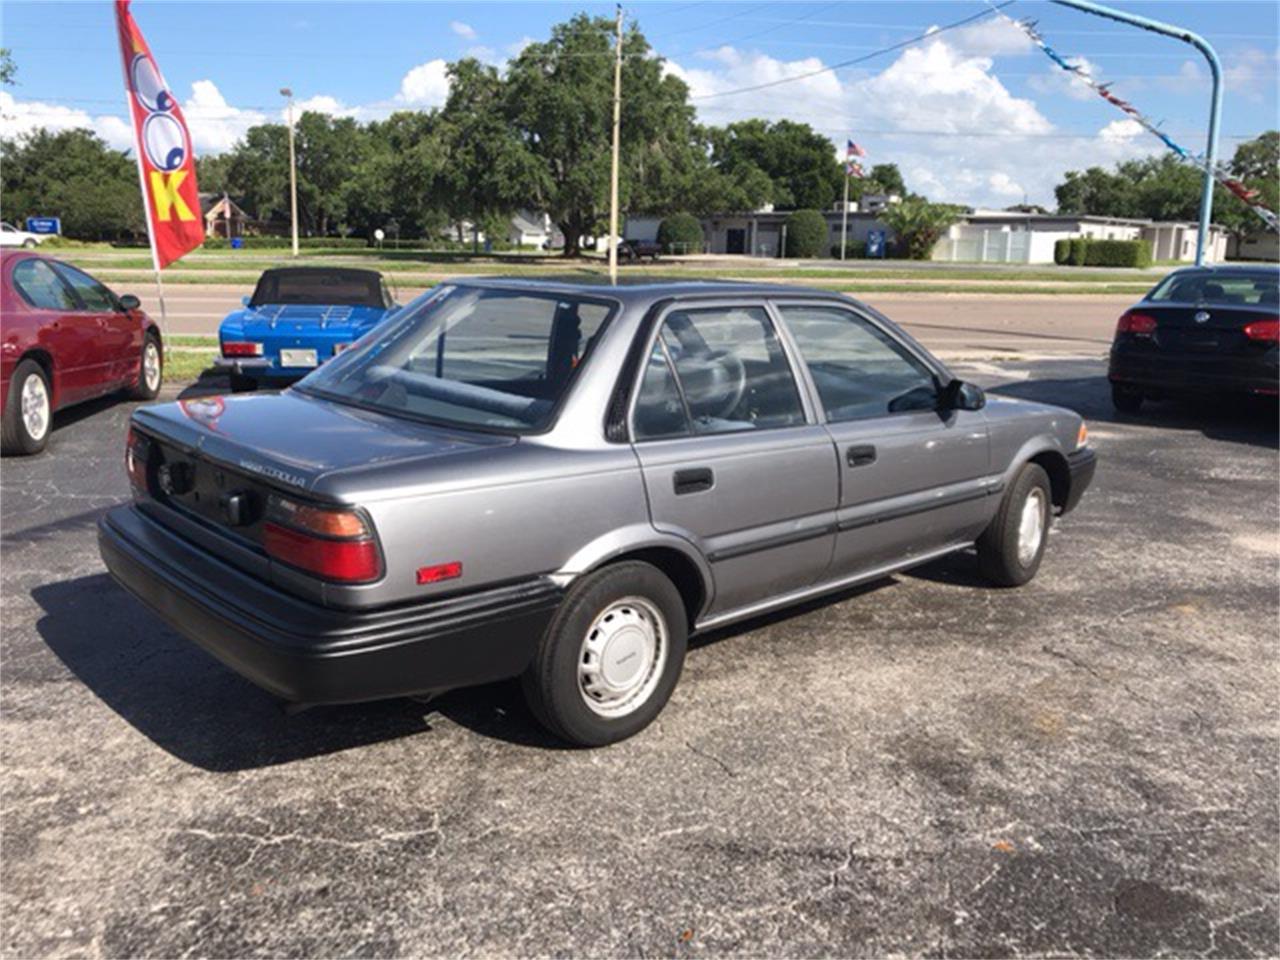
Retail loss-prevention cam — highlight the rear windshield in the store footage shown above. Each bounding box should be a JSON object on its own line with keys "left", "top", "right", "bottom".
{"left": 295, "top": 285, "right": 615, "bottom": 432}
{"left": 1149, "top": 270, "right": 1279, "bottom": 307}
{"left": 250, "top": 270, "right": 389, "bottom": 308}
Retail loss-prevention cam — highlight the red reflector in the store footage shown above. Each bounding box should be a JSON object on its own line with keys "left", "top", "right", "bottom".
{"left": 262, "top": 522, "right": 382, "bottom": 583}
{"left": 1243, "top": 318, "right": 1280, "bottom": 342}
{"left": 1117, "top": 310, "right": 1158, "bottom": 335}
{"left": 222, "top": 341, "right": 263, "bottom": 357}
{"left": 416, "top": 561, "right": 462, "bottom": 585}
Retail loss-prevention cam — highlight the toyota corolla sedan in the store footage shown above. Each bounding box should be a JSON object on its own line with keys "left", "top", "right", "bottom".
{"left": 100, "top": 280, "right": 1095, "bottom": 746}
{"left": 2, "top": 251, "right": 162, "bottom": 456}
{"left": 215, "top": 266, "right": 396, "bottom": 392}
{"left": 1109, "top": 264, "right": 1279, "bottom": 412}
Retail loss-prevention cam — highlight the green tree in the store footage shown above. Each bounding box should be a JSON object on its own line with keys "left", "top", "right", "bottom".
{"left": 784, "top": 209, "right": 827, "bottom": 258}
{"left": 0, "top": 128, "right": 143, "bottom": 239}
{"left": 225, "top": 123, "right": 291, "bottom": 223}
{"left": 294, "top": 112, "right": 365, "bottom": 235}
{"left": 436, "top": 59, "right": 545, "bottom": 251}
{"left": 0, "top": 48, "right": 16, "bottom": 86}
{"left": 709, "top": 119, "right": 842, "bottom": 210}
{"left": 1054, "top": 166, "right": 1139, "bottom": 218}
{"left": 879, "top": 199, "right": 963, "bottom": 260}
{"left": 504, "top": 14, "right": 714, "bottom": 256}
{"left": 865, "top": 163, "right": 905, "bottom": 196}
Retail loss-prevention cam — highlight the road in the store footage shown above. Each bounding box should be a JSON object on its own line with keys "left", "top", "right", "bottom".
{"left": 2, "top": 358, "right": 1276, "bottom": 958}
{"left": 139, "top": 284, "right": 1127, "bottom": 359}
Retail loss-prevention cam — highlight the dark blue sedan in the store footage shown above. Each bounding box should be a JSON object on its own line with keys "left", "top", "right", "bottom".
{"left": 215, "top": 267, "right": 397, "bottom": 391}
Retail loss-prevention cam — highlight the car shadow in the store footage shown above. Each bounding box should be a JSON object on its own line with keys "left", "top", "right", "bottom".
{"left": 32, "top": 573, "right": 443, "bottom": 771}
{"left": 987, "top": 374, "right": 1278, "bottom": 450}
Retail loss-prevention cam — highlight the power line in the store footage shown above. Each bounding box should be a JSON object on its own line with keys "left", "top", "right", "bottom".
{"left": 690, "top": 0, "right": 1020, "bottom": 100}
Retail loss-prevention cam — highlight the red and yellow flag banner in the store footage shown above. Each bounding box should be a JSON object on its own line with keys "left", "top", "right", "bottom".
{"left": 115, "top": 0, "right": 203, "bottom": 268}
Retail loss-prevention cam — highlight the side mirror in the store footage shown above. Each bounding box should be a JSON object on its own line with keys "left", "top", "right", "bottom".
{"left": 939, "top": 378, "right": 985, "bottom": 412}
{"left": 241, "top": 295, "right": 251, "bottom": 307}
{"left": 118, "top": 294, "right": 141, "bottom": 311}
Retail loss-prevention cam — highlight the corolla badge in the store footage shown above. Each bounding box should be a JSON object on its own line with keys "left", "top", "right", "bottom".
{"left": 238, "top": 459, "right": 307, "bottom": 489}
{"left": 1194, "top": 310, "right": 1211, "bottom": 324}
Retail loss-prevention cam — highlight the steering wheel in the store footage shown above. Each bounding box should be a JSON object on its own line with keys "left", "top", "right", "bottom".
{"left": 705, "top": 350, "right": 747, "bottom": 419}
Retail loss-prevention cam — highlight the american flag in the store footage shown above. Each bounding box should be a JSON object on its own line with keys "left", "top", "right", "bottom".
{"left": 846, "top": 139, "right": 866, "bottom": 158}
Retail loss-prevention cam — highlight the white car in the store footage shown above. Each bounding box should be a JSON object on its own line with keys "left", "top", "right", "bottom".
{"left": 0, "top": 223, "right": 47, "bottom": 249}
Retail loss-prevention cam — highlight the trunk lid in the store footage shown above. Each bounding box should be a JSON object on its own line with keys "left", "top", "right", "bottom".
{"left": 1136, "top": 303, "right": 1277, "bottom": 355}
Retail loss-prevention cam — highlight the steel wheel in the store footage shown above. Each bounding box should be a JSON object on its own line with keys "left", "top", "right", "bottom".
{"left": 1016, "top": 486, "right": 1047, "bottom": 567}
{"left": 143, "top": 340, "right": 161, "bottom": 393}
{"left": 578, "top": 596, "right": 668, "bottom": 719}
{"left": 21, "top": 372, "right": 49, "bottom": 442}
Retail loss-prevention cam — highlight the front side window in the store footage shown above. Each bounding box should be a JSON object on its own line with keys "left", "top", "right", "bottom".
{"left": 297, "top": 286, "right": 613, "bottom": 432}
{"left": 52, "top": 263, "right": 116, "bottom": 312}
{"left": 780, "top": 305, "right": 939, "bottom": 421}
{"left": 632, "top": 305, "right": 805, "bottom": 438}
{"left": 1148, "top": 270, "right": 1279, "bottom": 307}
{"left": 12, "top": 259, "right": 79, "bottom": 311}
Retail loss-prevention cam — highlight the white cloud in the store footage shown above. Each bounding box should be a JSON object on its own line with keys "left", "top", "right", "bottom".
{"left": 396, "top": 59, "right": 451, "bottom": 106}
{"left": 507, "top": 36, "right": 536, "bottom": 58}
{"left": 180, "top": 79, "right": 268, "bottom": 153}
{"left": 668, "top": 31, "right": 1164, "bottom": 209}
{"left": 0, "top": 91, "right": 134, "bottom": 150}
{"left": 1098, "top": 119, "right": 1143, "bottom": 143}
{"left": 943, "top": 18, "right": 1035, "bottom": 58}
{"left": 450, "top": 20, "right": 477, "bottom": 41}
{"left": 1224, "top": 46, "right": 1274, "bottom": 101}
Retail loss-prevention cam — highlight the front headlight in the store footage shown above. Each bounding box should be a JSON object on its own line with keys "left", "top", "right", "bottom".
{"left": 1076, "top": 421, "right": 1089, "bottom": 450}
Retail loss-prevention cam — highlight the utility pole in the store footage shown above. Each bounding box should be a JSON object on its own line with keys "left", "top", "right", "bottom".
{"left": 607, "top": 5, "right": 623, "bottom": 285}
{"left": 281, "top": 87, "right": 299, "bottom": 258}
{"left": 840, "top": 172, "right": 849, "bottom": 261}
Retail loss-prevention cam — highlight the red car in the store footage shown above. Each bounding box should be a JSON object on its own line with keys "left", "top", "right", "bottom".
{"left": 1, "top": 251, "right": 163, "bottom": 455}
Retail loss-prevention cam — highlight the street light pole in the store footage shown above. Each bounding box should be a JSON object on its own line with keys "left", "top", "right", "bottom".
{"left": 281, "top": 87, "right": 299, "bottom": 258}
{"left": 607, "top": 6, "right": 623, "bottom": 285}
{"left": 1050, "top": 0, "right": 1222, "bottom": 265}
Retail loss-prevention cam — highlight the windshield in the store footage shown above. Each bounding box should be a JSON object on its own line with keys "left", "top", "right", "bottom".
{"left": 250, "top": 269, "right": 389, "bottom": 308}
{"left": 295, "top": 285, "right": 615, "bottom": 432}
{"left": 1149, "top": 270, "right": 1279, "bottom": 307}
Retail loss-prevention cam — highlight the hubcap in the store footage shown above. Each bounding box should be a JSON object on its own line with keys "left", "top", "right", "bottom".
{"left": 1017, "top": 487, "right": 1047, "bottom": 566}
{"left": 20, "top": 373, "right": 49, "bottom": 442}
{"left": 143, "top": 342, "right": 161, "bottom": 392}
{"left": 578, "top": 596, "right": 667, "bottom": 718}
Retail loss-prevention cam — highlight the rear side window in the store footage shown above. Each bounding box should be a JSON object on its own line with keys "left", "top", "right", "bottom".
{"left": 1149, "top": 271, "right": 1279, "bottom": 306}
{"left": 632, "top": 305, "right": 805, "bottom": 439}
{"left": 11, "top": 259, "right": 79, "bottom": 311}
{"left": 780, "top": 305, "right": 939, "bottom": 421}
{"left": 52, "top": 263, "right": 117, "bottom": 312}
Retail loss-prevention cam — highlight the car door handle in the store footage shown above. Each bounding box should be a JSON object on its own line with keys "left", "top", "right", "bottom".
{"left": 673, "top": 467, "right": 714, "bottom": 495}
{"left": 846, "top": 444, "right": 877, "bottom": 468}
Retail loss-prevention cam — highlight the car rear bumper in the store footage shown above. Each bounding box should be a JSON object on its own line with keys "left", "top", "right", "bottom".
{"left": 1063, "top": 447, "right": 1096, "bottom": 515}
{"left": 212, "top": 357, "right": 308, "bottom": 381}
{"left": 1108, "top": 344, "right": 1279, "bottom": 396}
{"left": 98, "top": 505, "right": 563, "bottom": 705}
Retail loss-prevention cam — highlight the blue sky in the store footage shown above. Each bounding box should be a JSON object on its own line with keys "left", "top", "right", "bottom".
{"left": 2, "top": 1, "right": 1276, "bottom": 207}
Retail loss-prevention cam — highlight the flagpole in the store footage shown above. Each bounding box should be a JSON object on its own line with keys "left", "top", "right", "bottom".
{"left": 607, "top": 5, "right": 623, "bottom": 285}
{"left": 840, "top": 172, "right": 849, "bottom": 262}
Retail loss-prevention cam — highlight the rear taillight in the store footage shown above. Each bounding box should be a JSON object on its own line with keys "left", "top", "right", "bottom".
{"left": 1116, "top": 311, "right": 1158, "bottom": 336}
{"left": 1243, "top": 318, "right": 1280, "bottom": 342}
{"left": 262, "top": 495, "right": 382, "bottom": 583}
{"left": 125, "top": 426, "right": 149, "bottom": 497}
{"left": 222, "top": 341, "right": 263, "bottom": 357}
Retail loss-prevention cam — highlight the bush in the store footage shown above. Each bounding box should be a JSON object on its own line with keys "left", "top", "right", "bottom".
{"left": 656, "top": 213, "right": 704, "bottom": 254}
{"left": 1084, "top": 238, "right": 1152, "bottom": 268}
{"left": 784, "top": 209, "right": 828, "bottom": 258}
{"left": 1068, "top": 237, "right": 1089, "bottom": 266}
{"left": 1053, "top": 238, "right": 1072, "bottom": 265}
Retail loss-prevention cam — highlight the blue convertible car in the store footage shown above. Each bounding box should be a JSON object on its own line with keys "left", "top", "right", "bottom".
{"left": 215, "top": 267, "right": 396, "bottom": 391}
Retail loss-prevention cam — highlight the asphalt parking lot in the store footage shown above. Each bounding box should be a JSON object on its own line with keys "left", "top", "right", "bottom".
{"left": 1, "top": 358, "right": 1277, "bottom": 958}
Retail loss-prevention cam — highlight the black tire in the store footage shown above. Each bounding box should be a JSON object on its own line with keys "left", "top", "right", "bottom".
{"left": 1111, "top": 383, "right": 1143, "bottom": 413}
{"left": 522, "top": 561, "right": 688, "bottom": 746}
{"left": 128, "top": 332, "right": 163, "bottom": 400}
{"left": 229, "top": 373, "right": 259, "bottom": 393}
{"left": 1, "top": 359, "right": 52, "bottom": 456}
{"left": 21, "top": 239, "right": 37, "bottom": 249}
{"left": 976, "top": 462, "right": 1052, "bottom": 587}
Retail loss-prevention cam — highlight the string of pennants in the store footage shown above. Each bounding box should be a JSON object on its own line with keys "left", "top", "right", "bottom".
{"left": 989, "top": 5, "right": 1279, "bottom": 233}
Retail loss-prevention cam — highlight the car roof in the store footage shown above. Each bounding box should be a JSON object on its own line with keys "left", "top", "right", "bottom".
{"left": 1166, "top": 263, "right": 1279, "bottom": 275}
{"left": 258, "top": 266, "right": 385, "bottom": 280}
{"left": 446, "top": 276, "right": 858, "bottom": 310}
